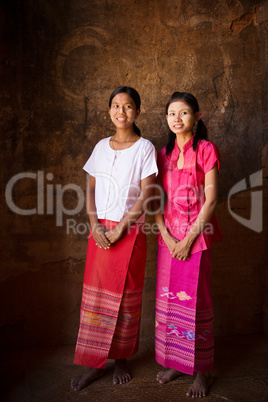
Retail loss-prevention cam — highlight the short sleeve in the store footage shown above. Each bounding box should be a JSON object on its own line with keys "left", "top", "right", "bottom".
{"left": 141, "top": 141, "right": 158, "bottom": 180}
{"left": 83, "top": 143, "right": 100, "bottom": 176}
{"left": 201, "top": 141, "right": 221, "bottom": 174}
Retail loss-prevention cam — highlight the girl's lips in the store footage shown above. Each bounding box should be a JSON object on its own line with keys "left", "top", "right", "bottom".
{"left": 173, "top": 124, "right": 183, "bottom": 129}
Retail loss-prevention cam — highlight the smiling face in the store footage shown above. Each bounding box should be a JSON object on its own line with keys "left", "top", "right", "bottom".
{"left": 166, "top": 100, "right": 198, "bottom": 137}
{"left": 109, "top": 92, "right": 140, "bottom": 131}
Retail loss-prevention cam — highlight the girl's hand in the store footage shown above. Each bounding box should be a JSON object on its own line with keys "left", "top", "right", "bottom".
{"left": 105, "top": 224, "right": 124, "bottom": 244}
{"left": 92, "top": 222, "right": 110, "bottom": 249}
{"left": 162, "top": 232, "right": 178, "bottom": 254}
{"left": 172, "top": 237, "right": 192, "bottom": 261}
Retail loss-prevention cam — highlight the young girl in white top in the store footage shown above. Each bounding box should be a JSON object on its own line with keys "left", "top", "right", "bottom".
{"left": 71, "top": 86, "right": 158, "bottom": 391}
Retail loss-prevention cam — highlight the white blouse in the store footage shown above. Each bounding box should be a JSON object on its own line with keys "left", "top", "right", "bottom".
{"left": 83, "top": 136, "right": 158, "bottom": 222}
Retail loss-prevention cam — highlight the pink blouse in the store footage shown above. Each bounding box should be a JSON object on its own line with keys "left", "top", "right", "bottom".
{"left": 157, "top": 135, "right": 222, "bottom": 254}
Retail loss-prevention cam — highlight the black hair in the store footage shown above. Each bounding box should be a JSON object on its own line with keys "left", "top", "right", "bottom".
{"left": 109, "top": 86, "right": 141, "bottom": 136}
{"left": 165, "top": 92, "right": 208, "bottom": 155}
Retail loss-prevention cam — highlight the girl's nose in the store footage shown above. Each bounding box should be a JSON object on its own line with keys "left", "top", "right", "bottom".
{"left": 119, "top": 106, "right": 125, "bottom": 113}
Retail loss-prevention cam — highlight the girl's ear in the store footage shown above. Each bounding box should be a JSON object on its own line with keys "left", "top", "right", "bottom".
{"left": 194, "top": 112, "right": 200, "bottom": 122}
{"left": 136, "top": 108, "right": 141, "bottom": 118}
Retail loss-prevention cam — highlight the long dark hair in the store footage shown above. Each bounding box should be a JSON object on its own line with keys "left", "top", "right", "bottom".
{"left": 109, "top": 86, "right": 141, "bottom": 136}
{"left": 165, "top": 92, "right": 207, "bottom": 154}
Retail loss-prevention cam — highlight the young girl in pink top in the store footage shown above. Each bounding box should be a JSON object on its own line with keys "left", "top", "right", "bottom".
{"left": 154, "top": 92, "right": 222, "bottom": 398}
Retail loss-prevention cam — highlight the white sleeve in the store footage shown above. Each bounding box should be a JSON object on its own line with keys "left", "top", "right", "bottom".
{"left": 141, "top": 141, "right": 158, "bottom": 180}
{"left": 83, "top": 143, "right": 99, "bottom": 176}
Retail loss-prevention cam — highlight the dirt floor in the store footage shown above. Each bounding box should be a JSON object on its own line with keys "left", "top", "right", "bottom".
{"left": 1, "top": 335, "right": 268, "bottom": 402}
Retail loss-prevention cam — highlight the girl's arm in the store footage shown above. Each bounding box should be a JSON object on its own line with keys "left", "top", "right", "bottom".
{"left": 87, "top": 174, "right": 111, "bottom": 249}
{"left": 152, "top": 176, "right": 178, "bottom": 253}
{"left": 105, "top": 173, "right": 156, "bottom": 244}
{"left": 172, "top": 164, "right": 219, "bottom": 260}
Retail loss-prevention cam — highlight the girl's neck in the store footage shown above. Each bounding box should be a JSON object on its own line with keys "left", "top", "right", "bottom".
{"left": 176, "top": 132, "right": 193, "bottom": 151}
{"left": 112, "top": 127, "right": 137, "bottom": 143}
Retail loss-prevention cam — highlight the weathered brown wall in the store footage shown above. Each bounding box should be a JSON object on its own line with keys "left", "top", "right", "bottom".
{"left": 1, "top": 0, "right": 267, "bottom": 347}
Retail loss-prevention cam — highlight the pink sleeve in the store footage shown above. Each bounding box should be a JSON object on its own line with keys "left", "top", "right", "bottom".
{"left": 202, "top": 141, "right": 221, "bottom": 174}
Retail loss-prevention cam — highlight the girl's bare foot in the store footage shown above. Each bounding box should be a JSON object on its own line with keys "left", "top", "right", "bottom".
{"left": 156, "top": 368, "right": 182, "bottom": 384}
{"left": 186, "top": 372, "right": 213, "bottom": 398}
{"left": 71, "top": 367, "right": 105, "bottom": 391}
{"left": 113, "top": 359, "right": 132, "bottom": 384}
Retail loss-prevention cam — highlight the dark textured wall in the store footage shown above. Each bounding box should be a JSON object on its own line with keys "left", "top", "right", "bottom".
{"left": 1, "top": 0, "right": 267, "bottom": 347}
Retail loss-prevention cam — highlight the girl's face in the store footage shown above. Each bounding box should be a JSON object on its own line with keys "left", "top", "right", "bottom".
{"left": 109, "top": 93, "right": 140, "bottom": 130}
{"left": 166, "top": 100, "right": 198, "bottom": 137}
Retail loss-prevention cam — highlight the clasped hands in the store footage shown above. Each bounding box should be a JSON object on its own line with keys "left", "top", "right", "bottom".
{"left": 164, "top": 233, "right": 191, "bottom": 261}
{"left": 92, "top": 222, "right": 123, "bottom": 249}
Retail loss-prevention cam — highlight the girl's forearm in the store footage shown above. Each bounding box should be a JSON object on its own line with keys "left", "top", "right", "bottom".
{"left": 86, "top": 175, "right": 100, "bottom": 227}
{"left": 184, "top": 198, "right": 217, "bottom": 247}
{"left": 151, "top": 181, "right": 172, "bottom": 241}
{"left": 154, "top": 210, "right": 172, "bottom": 240}
{"left": 117, "top": 174, "right": 156, "bottom": 232}
{"left": 185, "top": 165, "right": 219, "bottom": 247}
{"left": 118, "top": 198, "right": 146, "bottom": 231}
